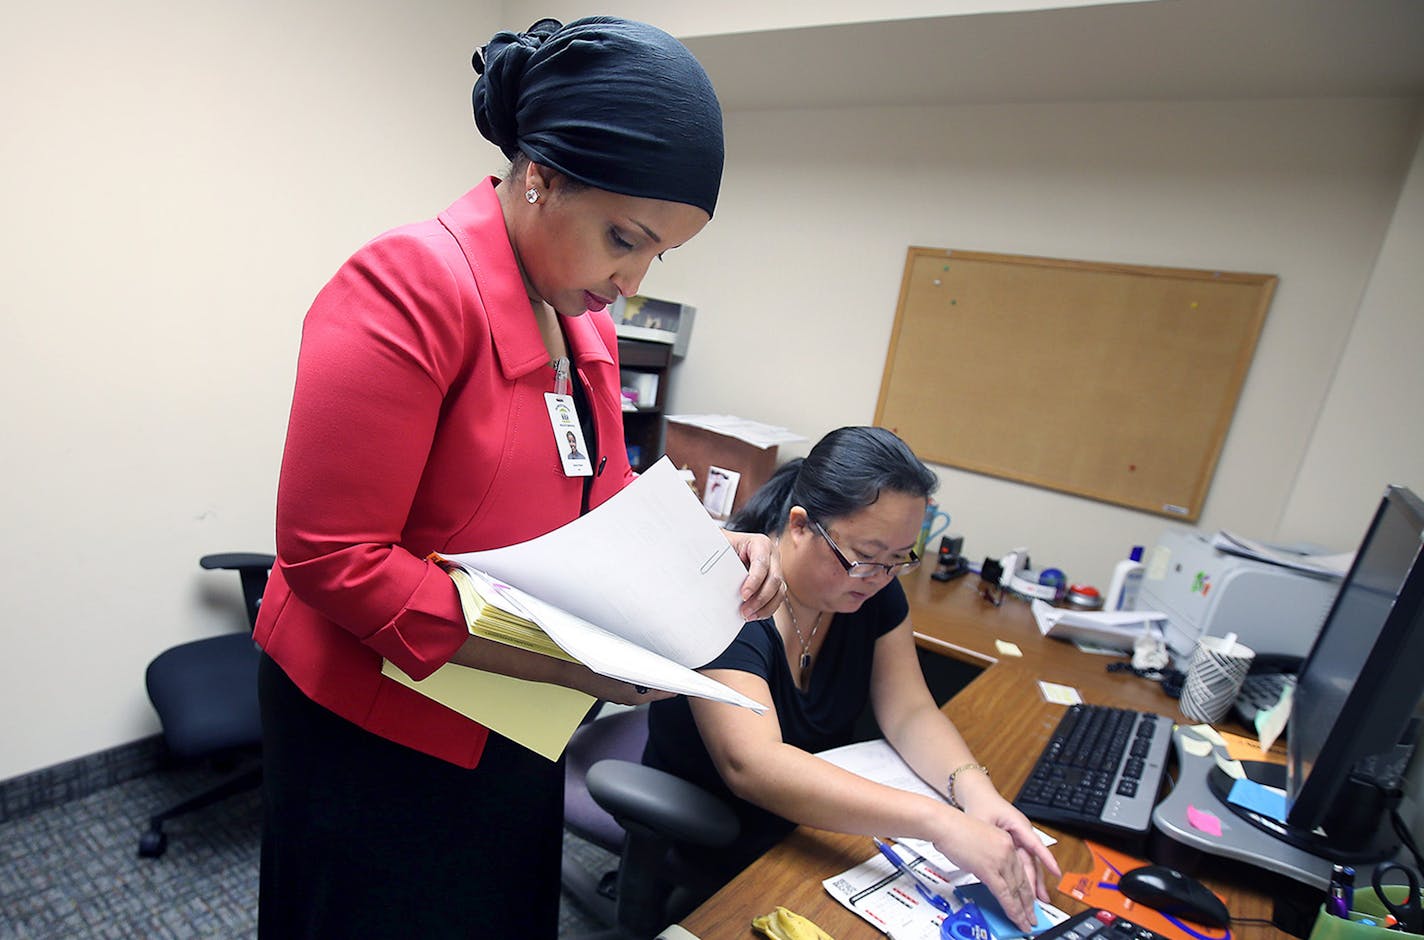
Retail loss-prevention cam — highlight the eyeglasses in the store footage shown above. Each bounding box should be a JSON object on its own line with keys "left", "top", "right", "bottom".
{"left": 811, "top": 521, "right": 920, "bottom": 579}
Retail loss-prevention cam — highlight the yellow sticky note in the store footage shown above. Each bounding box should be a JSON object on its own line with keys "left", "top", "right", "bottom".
{"left": 995, "top": 639, "right": 1023, "bottom": 658}
{"left": 1217, "top": 729, "right": 1286, "bottom": 764}
{"left": 1215, "top": 752, "right": 1246, "bottom": 780}
{"left": 1190, "top": 724, "right": 1227, "bottom": 748}
{"left": 1038, "top": 681, "right": 1083, "bottom": 705}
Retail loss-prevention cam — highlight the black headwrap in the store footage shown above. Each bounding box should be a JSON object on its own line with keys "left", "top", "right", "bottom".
{"left": 472, "top": 16, "right": 724, "bottom": 218}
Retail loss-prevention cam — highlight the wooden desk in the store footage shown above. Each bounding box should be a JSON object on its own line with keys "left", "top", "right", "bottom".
{"left": 900, "top": 569, "right": 1186, "bottom": 716}
{"left": 677, "top": 569, "right": 1280, "bottom": 938}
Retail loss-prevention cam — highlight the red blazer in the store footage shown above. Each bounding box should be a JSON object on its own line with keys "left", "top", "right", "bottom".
{"left": 255, "top": 179, "right": 636, "bottom": 767}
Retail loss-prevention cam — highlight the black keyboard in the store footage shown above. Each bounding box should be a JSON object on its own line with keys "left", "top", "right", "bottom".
{"left": 1035, "top": 908, "right": 1170, "bottom": 940}
{"left": 1232, "top": 672, "right": 1296, "bottom": 726}
{"left": 1013, "top": 704, "right": 1173, "bottom": 838}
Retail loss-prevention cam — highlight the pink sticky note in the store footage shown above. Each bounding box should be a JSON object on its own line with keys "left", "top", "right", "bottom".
{"left": 1187, "top": 804, "right": 1223, "bottom": 837}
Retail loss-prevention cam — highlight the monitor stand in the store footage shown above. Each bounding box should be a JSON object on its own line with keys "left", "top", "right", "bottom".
{"left": 1151, "top": 726, "right": 1399, "bottom": 890}
{"left": 1204, "top": 761, "right": 1397, "bottom": 865}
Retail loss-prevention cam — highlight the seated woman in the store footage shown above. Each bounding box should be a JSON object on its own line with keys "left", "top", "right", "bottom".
{"left": 643, "top": 426, "right": 1059, "bottom": 931}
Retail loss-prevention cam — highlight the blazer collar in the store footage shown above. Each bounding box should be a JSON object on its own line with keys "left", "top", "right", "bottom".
{"left": 440, "top": 178, "right": 615, "bottom": 380}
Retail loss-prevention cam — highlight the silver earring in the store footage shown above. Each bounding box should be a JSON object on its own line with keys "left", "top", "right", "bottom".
{"left": 525, "top": 187, "right": 539, "bottom": 204}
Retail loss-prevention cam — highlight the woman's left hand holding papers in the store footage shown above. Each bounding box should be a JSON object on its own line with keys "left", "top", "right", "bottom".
{"left": 723, "top": 530, "right": 784, "bottom": 621}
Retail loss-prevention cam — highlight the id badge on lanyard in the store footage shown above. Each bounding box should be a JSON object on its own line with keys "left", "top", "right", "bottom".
{"left": 545, "top": 357, "right": 592, "bottom": 477}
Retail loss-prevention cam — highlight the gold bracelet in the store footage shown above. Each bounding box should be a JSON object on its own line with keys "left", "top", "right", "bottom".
{"left": 947, "top": 762, "right": 989, "bottom": 809}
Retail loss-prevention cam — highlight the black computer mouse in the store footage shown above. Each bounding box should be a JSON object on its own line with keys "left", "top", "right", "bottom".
{"left": 1118, "top": 864, "right": 1231, "bottom": 928}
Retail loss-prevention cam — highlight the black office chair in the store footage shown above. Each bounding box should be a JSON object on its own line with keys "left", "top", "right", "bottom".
{"left": 137, "top": 552, "right": 274, "bottom": 858}
{"left": 562, "top": 705, "right": 740, "bottom": 940}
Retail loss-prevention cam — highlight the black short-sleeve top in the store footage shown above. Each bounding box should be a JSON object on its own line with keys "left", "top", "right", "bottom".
{"left": 643, "top": 578, "right": 909, "bottom": 874}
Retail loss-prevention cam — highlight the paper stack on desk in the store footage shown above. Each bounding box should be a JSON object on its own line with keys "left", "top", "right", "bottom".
{"left": 1030, "top": 599, "right": 1167, "bottom": 652}
{"left": 664, "top": 413, "right": 806, "bottom": 449}
{"left": 1208, "top": 530, "right": 1352, "bottom": 578}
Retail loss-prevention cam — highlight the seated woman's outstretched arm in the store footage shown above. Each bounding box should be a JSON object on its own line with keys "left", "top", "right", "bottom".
{"left": 868, "top": 616, "right": 1062, "bottom": 925}
{"left": 689, "top": 617, "right": 1059, "bottom": 933}
{"left": 669, "top": 424, "right": 1061, "bottom": 933}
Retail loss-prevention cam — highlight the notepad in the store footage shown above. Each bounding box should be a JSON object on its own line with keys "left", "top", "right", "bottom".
{"left": 446, "top": 566, "right": 578, "bottom": 663}
{"left": 1037, "top": 681, "right": 1083, "bottom": 705}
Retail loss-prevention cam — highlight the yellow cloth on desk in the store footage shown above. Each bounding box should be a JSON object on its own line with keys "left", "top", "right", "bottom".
{"left": 753, "top": 906, "right": 835, "bottom": 940}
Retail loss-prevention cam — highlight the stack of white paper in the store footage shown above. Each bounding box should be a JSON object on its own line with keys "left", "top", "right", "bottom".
{"left": 385, "top": 458, "right": 768, "bottom": 761}
{"left": 665, "top": 414, "right": 805, "bottom": 449}
{"left": 1209, "top": 531, "right": 1352, "bottom": 579}
{"left": 1030, "top": 599, "right": 1166, "bottom": 652}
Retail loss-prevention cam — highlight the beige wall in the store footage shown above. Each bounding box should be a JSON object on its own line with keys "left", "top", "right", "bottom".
{"left": 1, "top": 0, "right": 507, "bottom": 781}
{"left": 1, "top": 2, "right": 1420, "bottom": 782}
{"left": 648, "top": 99, "right": 1422, "bottom": 580}
{"left": 1278, "top": 134, "right": 1424, "bottom": 547}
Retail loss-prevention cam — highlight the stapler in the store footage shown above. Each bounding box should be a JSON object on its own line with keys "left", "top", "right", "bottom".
{"left": 931, "top": 535, "right": 969, "bottom": 581}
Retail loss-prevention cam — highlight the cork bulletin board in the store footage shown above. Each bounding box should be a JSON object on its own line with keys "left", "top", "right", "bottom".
{"left": 873, "top": 248, "right": 1276, "bottom": 521}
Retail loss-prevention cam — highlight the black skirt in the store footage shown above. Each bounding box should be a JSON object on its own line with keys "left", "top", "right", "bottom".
{"left": 257, "top": 653, "right": 564, "bottom": 939}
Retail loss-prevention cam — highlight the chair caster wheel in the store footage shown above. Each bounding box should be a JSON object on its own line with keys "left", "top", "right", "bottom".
{"left": 138, "top": 829, "right": 168, "bottom": 858}
{"left": 597, "top": 869, "right": 620, "bottom": 901}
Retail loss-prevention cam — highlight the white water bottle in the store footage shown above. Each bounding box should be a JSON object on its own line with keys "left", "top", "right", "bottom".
{"left": 1105, "top": 546, "right": 1145, "bottom": 611}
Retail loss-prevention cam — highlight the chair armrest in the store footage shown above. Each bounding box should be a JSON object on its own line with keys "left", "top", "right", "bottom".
{"left": 200, "top": 553, "right": 276, "bottom": 630}
{"left": 586, "top": 759, "right": 739, "bottom": 848}
{"left": 200, "top": 553, "right": 276, "bottom": 572}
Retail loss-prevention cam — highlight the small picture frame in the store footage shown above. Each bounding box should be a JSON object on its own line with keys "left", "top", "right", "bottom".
{"left": 702, "top": 465, "right": 740, "bottom": 520}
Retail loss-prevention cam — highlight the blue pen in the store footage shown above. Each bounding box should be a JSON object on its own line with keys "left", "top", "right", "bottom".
{"left": 873, "top": 838, "right": 955, "bottom": 914}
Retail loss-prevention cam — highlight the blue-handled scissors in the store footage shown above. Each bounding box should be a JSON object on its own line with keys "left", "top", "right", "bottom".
{"left": 1371, "top": 862, "right": 1422, "bottom": 933}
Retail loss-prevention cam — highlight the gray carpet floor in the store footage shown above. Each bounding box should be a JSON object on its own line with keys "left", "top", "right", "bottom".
{"left": 0, "top": 761, "right": 618, "bottom": 938}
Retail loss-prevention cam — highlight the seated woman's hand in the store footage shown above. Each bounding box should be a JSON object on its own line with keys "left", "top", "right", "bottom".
{"left": 929, "top": 813, "right": 1039, "bottom": 932}
{"left": 722, "top": 530, "right": 784, "bottom": 620}
{"left": 963, "top": 791, "right": 1061, "bottom": 893}
{"left": 947, "top": 791, "right": 1062, "bottom": 931}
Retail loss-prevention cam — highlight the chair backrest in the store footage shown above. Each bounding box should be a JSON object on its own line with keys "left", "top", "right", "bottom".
{"left": 563, "top": 702, "right": 742, "bottom": 938}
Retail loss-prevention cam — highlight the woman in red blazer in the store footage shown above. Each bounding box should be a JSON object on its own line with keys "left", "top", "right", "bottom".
{"left": 254, "top": 17, "right": 781, "bottom": 939}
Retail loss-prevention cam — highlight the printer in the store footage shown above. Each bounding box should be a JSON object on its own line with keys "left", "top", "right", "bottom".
{"left": 1139, "top": 530, "right": 1342, "bottom": 660}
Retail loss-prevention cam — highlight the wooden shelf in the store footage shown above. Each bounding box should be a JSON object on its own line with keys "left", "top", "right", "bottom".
{"left": 617, "top": 338, "right": 673, "bottom": 472}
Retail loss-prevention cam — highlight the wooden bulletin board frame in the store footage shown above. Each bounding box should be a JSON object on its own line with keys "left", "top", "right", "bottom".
{"left": 873, "top": 248, "right": 1276, "bottom": 521}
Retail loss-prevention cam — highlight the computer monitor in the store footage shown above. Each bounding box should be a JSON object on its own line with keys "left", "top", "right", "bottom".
{"left": 1284, "top": 484, "right": 1424, "bottom": 851}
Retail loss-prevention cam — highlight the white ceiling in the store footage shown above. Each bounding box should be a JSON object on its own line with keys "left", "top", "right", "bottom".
{"left": 683, "top": 0, "right": 1424, "bottom": 111}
